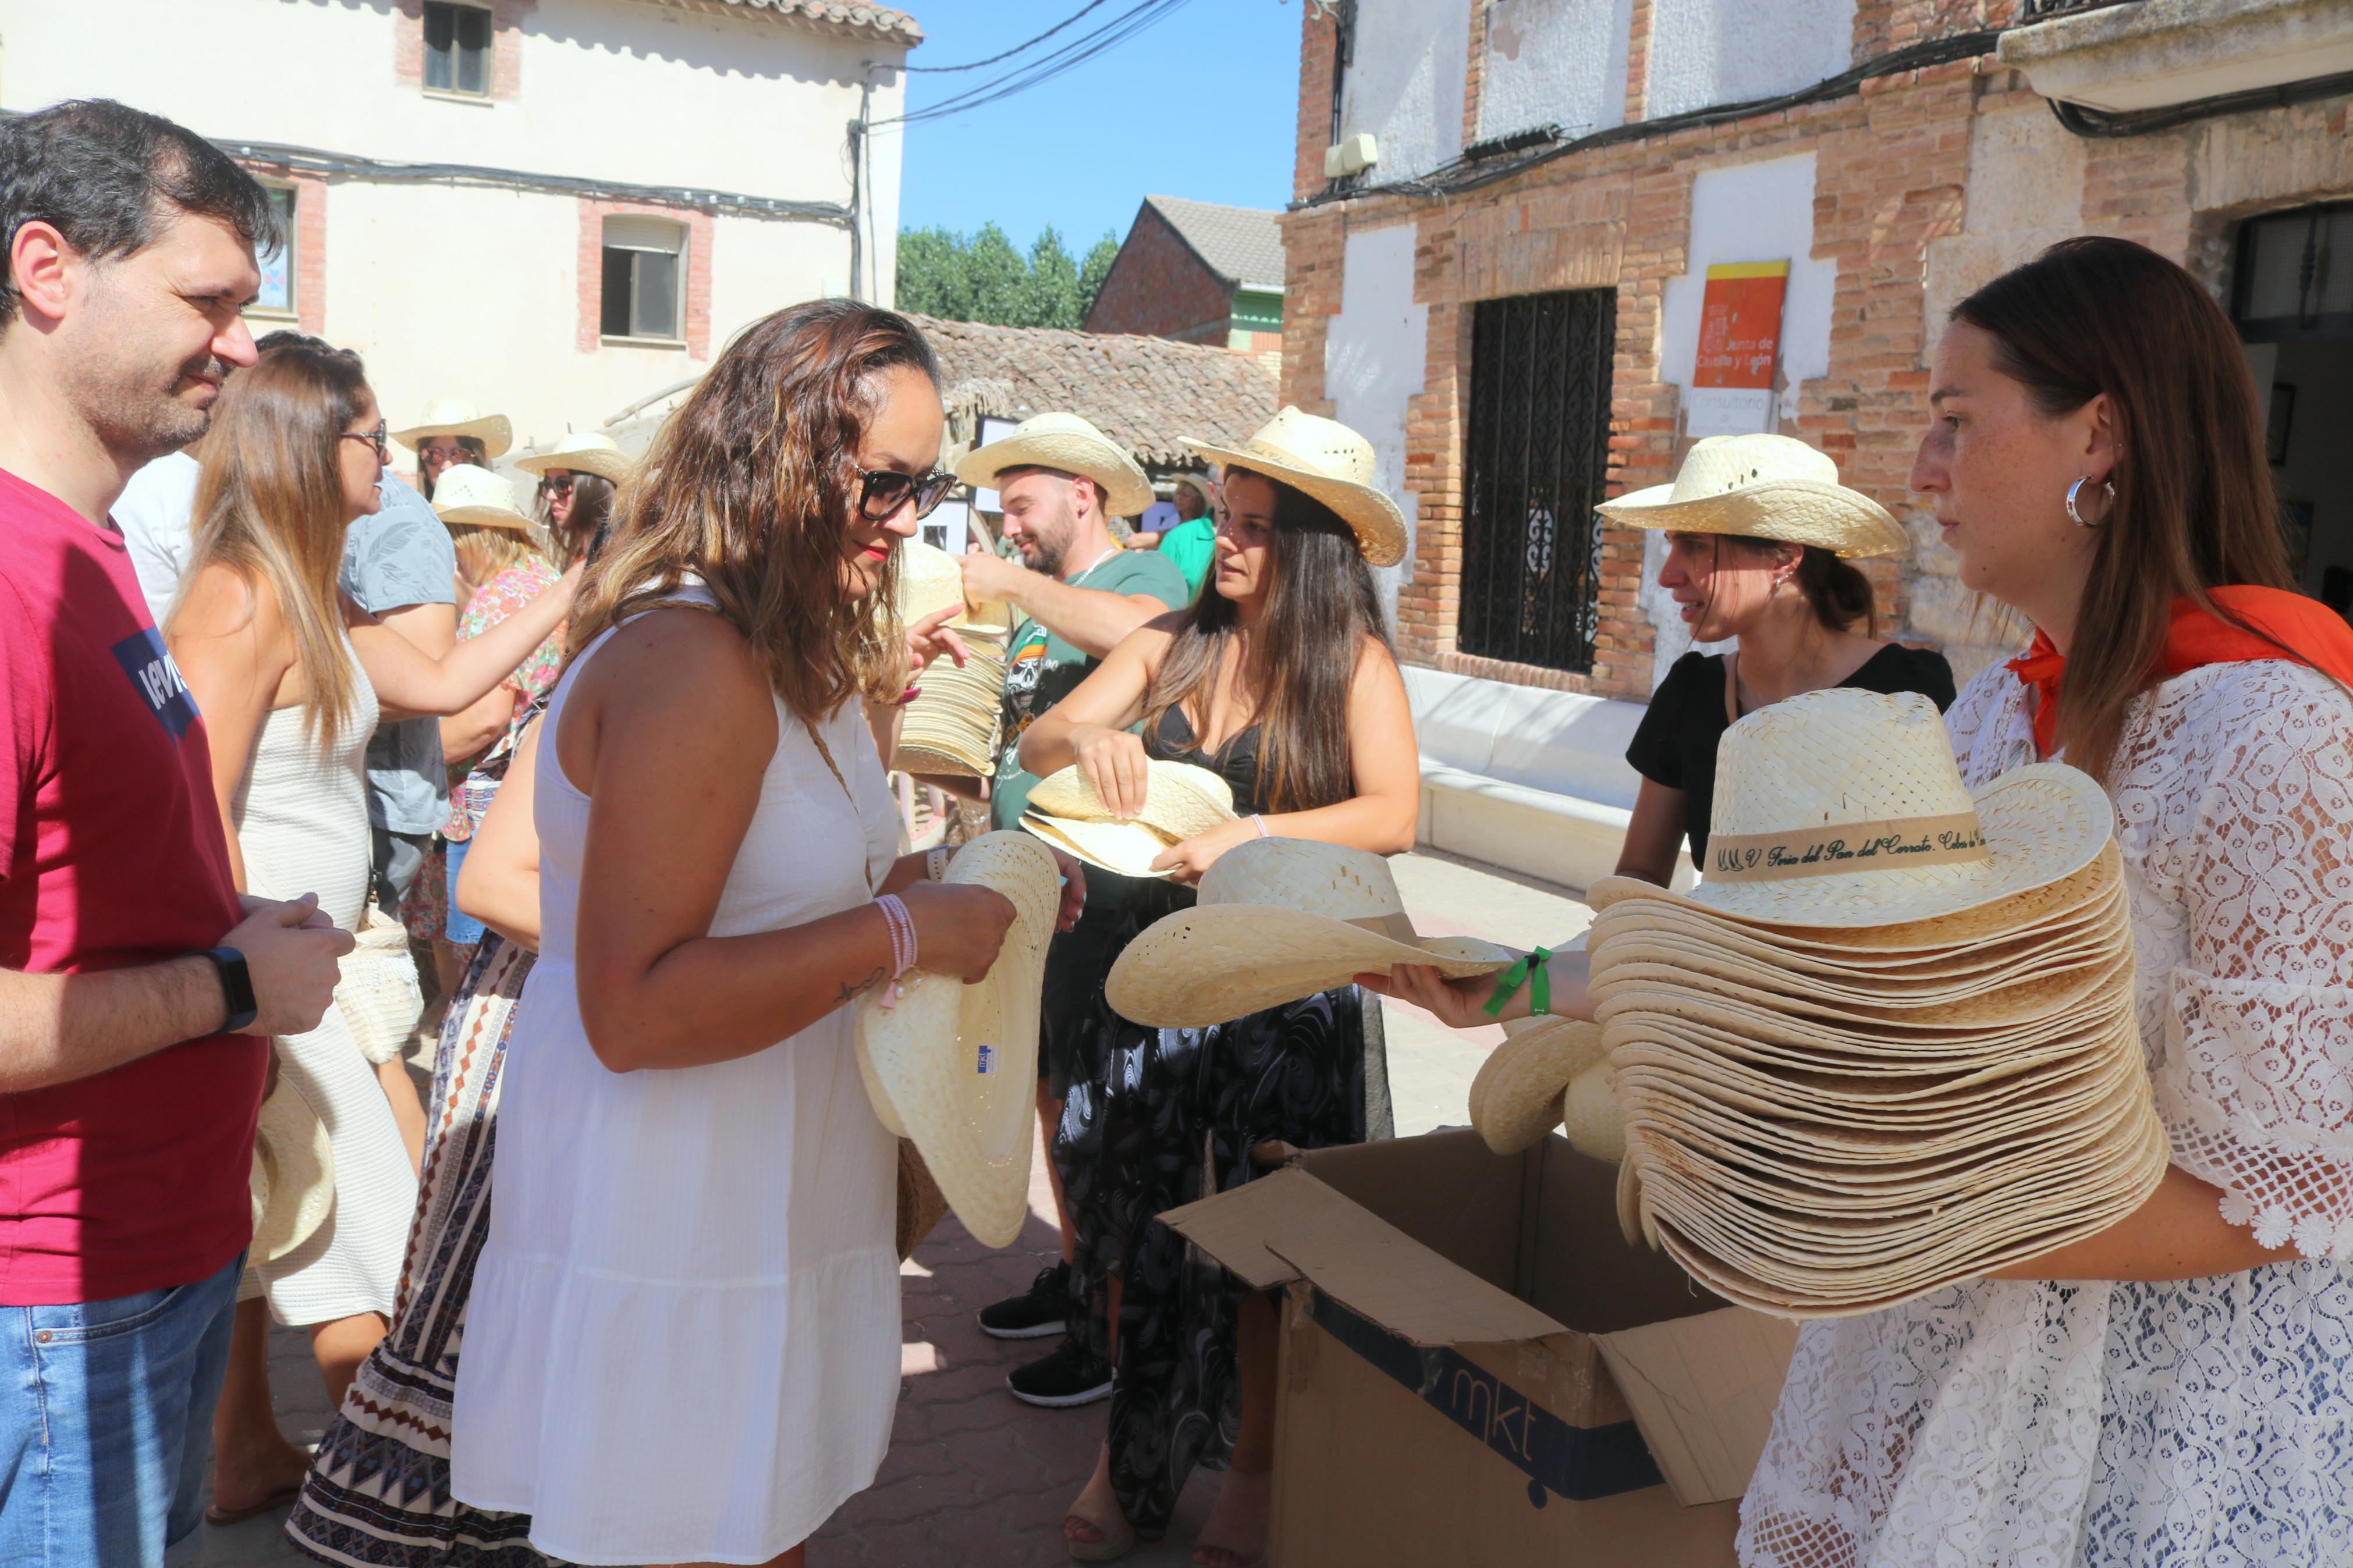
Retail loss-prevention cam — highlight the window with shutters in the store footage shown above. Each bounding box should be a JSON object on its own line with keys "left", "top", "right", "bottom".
{"left": 249, "top": 187, "right": 299, "bottom": 318}
{"left": 601, "top": 216, "right": 686, "bottom": 343}
{"left": 423, "top": 2, "right": 491, "bottom": 97}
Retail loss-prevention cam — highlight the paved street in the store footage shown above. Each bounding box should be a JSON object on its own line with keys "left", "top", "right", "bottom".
{"left": 195, "top": 851, "right": 1591, "bottom": 1567}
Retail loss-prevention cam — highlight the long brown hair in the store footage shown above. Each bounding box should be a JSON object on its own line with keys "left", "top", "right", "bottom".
{"left": 175, "top": 342, "right": 371, "bottom": 752}
{"left": 539, "top": 469, "right": 616, "bottom": 563}
{"left": 1141, "top": 467, "right": 1392, "bottom": 813}
{"left": 1953, "top": 237, "right": 2293, "bottom": 781}
{"left": 567, "top": 300, "right": 939, "bottom": 724}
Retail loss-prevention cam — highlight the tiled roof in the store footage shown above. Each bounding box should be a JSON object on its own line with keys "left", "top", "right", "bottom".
{"left": 668, "top": 0, "right": 923, "bottom": 47}
{"left": 1144, "top": 195, "right": 1286, "bottom": 293}
{"left": 909, "top": 314, "right": 1277, "bottom": 470}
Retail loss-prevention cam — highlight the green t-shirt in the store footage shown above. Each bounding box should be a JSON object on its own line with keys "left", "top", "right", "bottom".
{"left": 1157, "top": 516, "right": 1217, "bottom": 599}
{"left": 991, "top": 547, "right": 1189, "bottom": 834}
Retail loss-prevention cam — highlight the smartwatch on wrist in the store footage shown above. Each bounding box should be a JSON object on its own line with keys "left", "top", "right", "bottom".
{"left": 196, "top": 947, "right": 260, "bottom": 1034}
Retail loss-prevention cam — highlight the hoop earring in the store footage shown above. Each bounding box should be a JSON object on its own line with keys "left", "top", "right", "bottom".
{"left": 2065, "top": 477, "right": 2115, "bottom": 528}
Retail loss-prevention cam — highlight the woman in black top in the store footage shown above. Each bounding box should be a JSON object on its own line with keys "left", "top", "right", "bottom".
{"left": 1018, "top": 410, "right": 1419, "bottom": 1567}
{"left": 1606, "top": 435, "right": 1956, "bottom": 880}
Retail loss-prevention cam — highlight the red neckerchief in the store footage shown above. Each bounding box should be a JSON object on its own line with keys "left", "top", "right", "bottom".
{"left": 2007, "top": 586, "right": 2353, "bottom": 756}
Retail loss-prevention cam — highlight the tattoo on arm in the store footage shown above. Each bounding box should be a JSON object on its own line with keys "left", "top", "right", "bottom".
{"left": 836, "top": 966, "right": 888, "bottom": 1005}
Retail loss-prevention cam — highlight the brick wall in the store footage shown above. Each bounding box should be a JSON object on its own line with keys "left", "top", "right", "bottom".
{"left": 1083, "top": 204, "right": 1234, "bottom": 345}
{"left": 575, "top": 199, "right": 714, "bottom": 360}
{"left": 394, "top": 0, "right": 531, "bottom": 99}
{"left": 1294, "top": 3, "right": 1339, "bottom": 202}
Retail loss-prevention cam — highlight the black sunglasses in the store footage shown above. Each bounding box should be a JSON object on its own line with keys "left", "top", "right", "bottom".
{"left": 855, "top": 465, "right": 954, "bottom": 522}
{"left": 339, "top": 422, "right": 389, "bottom": 461}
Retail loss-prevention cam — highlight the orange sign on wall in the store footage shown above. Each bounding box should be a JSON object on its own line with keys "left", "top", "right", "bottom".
{"left": 1687, "top": 260, "right": 1790, "bottom": 436}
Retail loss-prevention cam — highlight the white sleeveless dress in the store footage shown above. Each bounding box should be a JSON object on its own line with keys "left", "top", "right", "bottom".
{"left": 449, "top": 590, "right": 903, "bottom": 1565}
{"left": 234, "top": 668, "right": 418, "bottom": 1325}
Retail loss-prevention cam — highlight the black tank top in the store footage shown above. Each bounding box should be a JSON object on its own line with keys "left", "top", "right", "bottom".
{"left": 1147, "top": 703, "right": 1268, "bottom": 817}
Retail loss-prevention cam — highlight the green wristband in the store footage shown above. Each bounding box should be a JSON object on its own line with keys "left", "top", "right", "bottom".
{"left": 1481, "top": 947, "right": 1554, "bottom": 1019}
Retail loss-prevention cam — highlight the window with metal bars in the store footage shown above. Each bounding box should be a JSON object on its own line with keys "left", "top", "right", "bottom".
{"left": 423, "top": 2, "right": 491, "bottom": 97}
{"left": 1457, "top": 289, "right": 1615, "bottom": 674}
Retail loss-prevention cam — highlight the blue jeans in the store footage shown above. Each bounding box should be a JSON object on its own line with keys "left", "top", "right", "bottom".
{"left": 445, "top": 835, "right": 485, "bottom": 945}
{"left": 0, "top": 1254, "right": 241, "bottom": 1566}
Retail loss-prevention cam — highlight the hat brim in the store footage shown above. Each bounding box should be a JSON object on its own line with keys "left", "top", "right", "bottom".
{"left": 1595, "top": 479, "right": 1905, "bottom": 559}
{"left": 1020, "top": 813, "right": 1174, "bottom": 880}
{"left": 1180, "top": 438, "right": 1408, "bottom": 568}
{"left": 957, "top": 433, "right": 1154, "bottom": 518}
{"left": 435, "top": 503, "right": 538, "bottom": 532}
{"left": 856, "top": 834, "right": 1059, "bottom": 1249}
{"left": 1105, "top": 905, "right": 1512, "bottom": 1027}
{"left": 1588, "top": 763, "right": 2111, "bottom": 930}
{"left": 513, "top": 447, "right": 633, "bottom": 485}
{"left": 393, "top": 414, "right": 513, "bottom": 460}
{"left": 250, "top": 1080, "right": 335, "bottom": 1264}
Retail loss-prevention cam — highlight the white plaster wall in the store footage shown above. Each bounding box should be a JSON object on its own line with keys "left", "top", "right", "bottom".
{"left": 1658, "top": 154, "right": 1834, "bottom": 431}
{"left": 1323, "top": 223, "right": 1429, "bottom": 623}
{"left": 1340, "top": 0, "right": 1474, "bottom": 181}
{"left": 1, "top": 0, "right": 879, "bottom": 204}
{"left": 1478, "top": 0, "right": 1635, "bottom": 143}
{"left": 1639, "top": 525, "right": 1733, "bottom": 691}
{"left": 1645, "top": 0, "right": 1856, "bottom": 119}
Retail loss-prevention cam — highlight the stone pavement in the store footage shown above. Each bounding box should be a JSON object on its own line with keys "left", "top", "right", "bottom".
{"left": 195, "top": 849, "right": 1591, "bottom": 1567}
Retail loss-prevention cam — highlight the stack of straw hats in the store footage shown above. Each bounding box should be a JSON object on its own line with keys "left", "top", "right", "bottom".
{"left": 1020, "top": 760, "right": 1236, "bottom": 879}
{"left": 1107, "top": 839, "right": 1514, "bottom": 1027}
{"left": 1468, "top": 1015, "right": 1617, "bottom": 1158}
{"left": 893, "top": 540, "right": 1011, "bottom": 778}
{"left": 856, "top": 833, "right": 1060, "bottom": 1249}
{"left": 1587, "top": 688, "right": 2163, "bottom": 1320}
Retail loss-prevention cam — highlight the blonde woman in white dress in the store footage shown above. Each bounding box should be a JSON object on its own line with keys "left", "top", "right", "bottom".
{"left": 169, "top": 340, "right": 576, "bottom": 1522}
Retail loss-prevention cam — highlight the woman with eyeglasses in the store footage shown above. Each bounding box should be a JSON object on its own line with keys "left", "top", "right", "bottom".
{"left": 445, "top": 301, "right": 1078, "bottom": 1568}
{"left": 165, "top": 340, "right": 578, "bottom": 1522}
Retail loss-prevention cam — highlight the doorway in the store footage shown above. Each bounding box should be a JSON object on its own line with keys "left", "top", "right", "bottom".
{"left": 2235, "top": 202, "right": 2353, "bottom": 615}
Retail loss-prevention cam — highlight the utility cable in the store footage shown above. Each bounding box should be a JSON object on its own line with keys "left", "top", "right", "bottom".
{"left": 876, "top": 0, "right": 1196, "bottom": 127}
{"left": 902, "top": 0, "right": 1114, "bottom": 72}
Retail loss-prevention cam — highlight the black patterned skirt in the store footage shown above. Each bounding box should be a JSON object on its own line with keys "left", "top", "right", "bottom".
{"left": 1055, "top": 966, "right": 1389, "bottom": 1540}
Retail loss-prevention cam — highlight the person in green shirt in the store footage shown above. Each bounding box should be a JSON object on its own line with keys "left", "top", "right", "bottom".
{"left": 931, "top": 413, "right": 1187, "bottom": 1408}
{"left": 1150, "top": 470, "right": 1219, "bottom": 599}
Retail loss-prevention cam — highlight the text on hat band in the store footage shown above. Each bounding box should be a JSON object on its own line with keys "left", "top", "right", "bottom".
{"left": 1706, "top": 812, "right": 1989, "bottom": 883}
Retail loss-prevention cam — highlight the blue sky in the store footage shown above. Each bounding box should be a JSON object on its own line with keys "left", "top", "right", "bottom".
{"left": 886, "top": 0, "right": 1302, "bottom": 253}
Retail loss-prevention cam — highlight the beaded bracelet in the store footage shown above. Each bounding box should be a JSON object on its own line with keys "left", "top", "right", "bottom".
{"left": 875, "top": 893, "right": 918, "bottom": 1009}
{"left": 1481, "top": 946, "right": 1553, "bottom": 1019}
{"left": 926, "top": 846, "right": 950, "bottom": 883}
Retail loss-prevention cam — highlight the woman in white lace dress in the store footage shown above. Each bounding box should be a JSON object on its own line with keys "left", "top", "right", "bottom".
{"left": 1733, "top": 238, "right": 2353, "bottom": 1566}
{"left": 169, "top": 340, "right": 576, "bottom": 1522}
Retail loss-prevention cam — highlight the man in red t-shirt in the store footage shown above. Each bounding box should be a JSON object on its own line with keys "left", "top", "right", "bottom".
{"left": 0, "top": 101, "right": 352, "bottom": 1565}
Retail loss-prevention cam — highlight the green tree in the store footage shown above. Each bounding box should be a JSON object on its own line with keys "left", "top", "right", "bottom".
{"left": 963, "top": 223, "right": 1027, "bottom": 326}
{"left": 1078, "top": 230, "right": 1120, "bottom": 321}
{"left": 1022, "top": 226, "right": 1083, "bottom": 330}
{"left": 895, "top": 225, "right": 970, "bottom": 320}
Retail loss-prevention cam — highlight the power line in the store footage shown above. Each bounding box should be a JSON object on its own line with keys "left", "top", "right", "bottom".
{"left": 878, "top": 0, "right": 1197, "bottom": 127}
{"left": 902, "top": 0, "right": 1114, "bottom": 72}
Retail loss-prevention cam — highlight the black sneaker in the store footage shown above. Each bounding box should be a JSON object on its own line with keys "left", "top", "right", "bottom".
{"left": 1006, "top": 1335, "right": 1113, "bottom": 1408}
{"left": 978, "top": 1262, "right": 1072, "bottom": 1341}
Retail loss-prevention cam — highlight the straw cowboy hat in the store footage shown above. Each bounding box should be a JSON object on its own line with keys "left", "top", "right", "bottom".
{"left": 392, "top": 397, "right": 513, "bottom": 459}
{"left": 1105, "top": 839, "right": 1514, "bottom": 1027}
{"left": 1595, "top": 433, "right": 1904, "bottom": 557}
{"left": 1586, "top": 688, "right": 2110, "bottom": 930}
{"left": 1182, "top": 406, "right": 1408, "bottom": 568}
{"left": 513, "top": 431, "right": 634, "bottom": 486}
{"left": 1469, "top": 1015, "right": 1609, "bottom": 1156}
{"left": 954, "top": 411, "right": 1155, "bottom": 520}
{"left": 1170, "top": 471, "right": 1216, "bottom": 510}
{"left": 1019, "top": 760, "right": 1237, "bottom": 879}
{"left": 856, "top": 834, "right": 1062, "bottom": 1249}
{"left": 250, "top": 1079, "right": 335, "bottom": 1264}
{"left": 895, "top": 538, "right": 1010, "bottom": 632}
{"left": 430, "top": 464, "right": 536, "bottom": 532}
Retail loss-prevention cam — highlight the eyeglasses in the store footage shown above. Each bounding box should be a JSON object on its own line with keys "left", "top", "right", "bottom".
{"left": 856, "top": 465, "right": 955, "bottom": 522}
{"left": 340, "top": 422, "right": 389, "bottom": 461}
{"left": 539, "top": 471, "right": 575, "bottom": 492}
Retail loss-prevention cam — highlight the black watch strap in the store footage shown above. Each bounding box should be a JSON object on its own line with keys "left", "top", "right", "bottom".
{"left": 198, "top": 947, "right": 260, "bottom": 1034}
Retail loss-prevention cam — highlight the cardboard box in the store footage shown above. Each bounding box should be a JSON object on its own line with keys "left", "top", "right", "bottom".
{"left": 1161, "top": 1129, "right": 1799, "bottom": 1567}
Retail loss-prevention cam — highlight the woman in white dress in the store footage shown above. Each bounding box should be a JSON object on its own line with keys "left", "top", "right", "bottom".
{"left": 448, "top": 300, "right": 1034, "bottom": 1568}
{"left": 169, "top": 340, "right": 577, "bottom": 1521}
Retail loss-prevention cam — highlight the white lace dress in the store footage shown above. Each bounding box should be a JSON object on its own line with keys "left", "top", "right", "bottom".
{"left": 1738, "top": 657, "right": 2353, "bottom": 1567}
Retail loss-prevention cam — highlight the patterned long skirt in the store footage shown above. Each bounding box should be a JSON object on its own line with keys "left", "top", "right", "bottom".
{"left": 286, "top": 935, "right": 549, "bottom": 1567}
{"left": 1056, "top": 981, "right": 1390, "bottom": 1540}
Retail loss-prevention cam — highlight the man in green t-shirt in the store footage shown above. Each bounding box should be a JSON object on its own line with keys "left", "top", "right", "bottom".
{"left": 1151, "top": 470, "right": 1219, "bottom": 599}
{"left": 939, "top": 413, "right": 1187, "bottom": 1407}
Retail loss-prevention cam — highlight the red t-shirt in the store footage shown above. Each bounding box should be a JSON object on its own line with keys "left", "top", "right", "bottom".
{"left": 0, "top": 466, "right": 260, "bottom": 1304}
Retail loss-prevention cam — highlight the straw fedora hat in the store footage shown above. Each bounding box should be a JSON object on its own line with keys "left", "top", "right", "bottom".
{"left": 513, "top": 431, "right": 634, "bottom": 486}
{"left": 1587, "top": 689, "right": 2110, "bottom": 930}
{"left": 1181, "top": 406, "right": 1407, "bottom": 568}
{"left": 1019, "top": 760, "right": 1236, "bottom": 879}
{"left": 1105, "top": 838, "right": 1514, "bottom": 1027}
{"left": 954, "top": 411, "right": 1154, "bottom": 519}
{"left": 856, "top": 833, "right": 1061, "bottom": 1249}
{"left": 430, "top": 463, "right": 536, "bottom": 532}
{"left": 250, "top": 1078, "right": 335, "bottom": 1264}
{"left": 393, "top": 397, "right": 513, "bottom": 460}
{"left": 1595, "top": 433, "right": 1904, "bottom": 557}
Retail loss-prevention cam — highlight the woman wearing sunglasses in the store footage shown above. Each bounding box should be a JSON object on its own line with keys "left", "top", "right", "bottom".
{"left": 445, "top": 301, "right": 1077, "bottom": 1568}
{"left": 165, "top": 339, "right": 578, "bottom": 1521}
